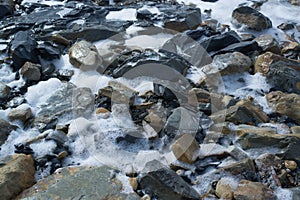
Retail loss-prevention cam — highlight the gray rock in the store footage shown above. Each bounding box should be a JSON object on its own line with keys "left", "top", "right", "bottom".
{"left": 10, "top": 31, "right": 39, "bottom": 70}
{"left": 138, "top": 164, "right": 200, "bottom": 199}
{"left": 254, "top": 34, "right": 280, "bottom": 54}
{"left": 69, "top": 40, "right": 102, "bottom": 71}
{"left": 217, "top": 40, "right": 260, "bottom": 56}
{"left": 232, "top": 6, "right": 272, "bottom": 31}
{"left": 222, "top": 158, "right": 256, "bottom": 176}
{"left": 0, "top": 118, "right": 17, "bottom": 146}
{"left": 289, "top": 0, "right": 300, "bottom": 6}
{"left": 8, "top": 105, "right": 31, "bottom": 122}
{"left": 20, "top": 62, "right": 41, "bottom": 81}
{"left": 0, "top": 154, "right": 35, "bottom": 200}
{"left": 45, "top": 130, "right": 67, "bottom": 146}
{"left": 0, "top": 0, "right": 14, "bottom": 19}
{"left": 0, "top": 81, "right": 10, "bottom": 102}
{"left": 19, "top": 166, "right": 139, "bottom": 200}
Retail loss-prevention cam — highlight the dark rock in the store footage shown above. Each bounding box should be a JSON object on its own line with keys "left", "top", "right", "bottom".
{"left": 19, "top": 166, "right": 139, "bottom": 199}
{"left": 222, "top": 158, "right": 256, "bottom": 176}
{"left": 277, "top": 23, "right": 295, "bottom": 30}
{"left": 289, "top": 0, "right": 300, "bottom": 6}
{"left": 217, "top": 40, "right": 260, "bottom": 56}
{"left": 199, "top": 30, "right": 242, "bottom": 52}
{"left": 56, "top": 69, "right": 74, "bottom": 81}
{"left": 0, "top": 154, "right": 35, "bottom": 200}
{"left": 42, "top": 63, "right": 56, "bottom": 77}
{"left": 232, "top": 6, "right": 272, "bottom": 31}
{"left": 0, "top": 118, "right": 17, "bottom": 146}
{"left": 37, "top": 41, "right": 61, "bottom": 60}
{"left": 14, "top": 143, "right": 34, "bottom": 154}
{"left": 0, "top": 0, "right": 14, "bottom": 19}
{"left": 138, "top": 164, "right": 200, "bottom": 199}
{"left": 137, "top": 9, "right": 153, "bottom": 20}
{"left": 0, "top": 81, "right": 11, "bottom": 103}
{"left": 20, "top": 62, "right": 41, "bottom": 81}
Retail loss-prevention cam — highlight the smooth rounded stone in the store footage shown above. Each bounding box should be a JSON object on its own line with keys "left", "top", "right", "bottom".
{"left": 285, "top": 160, "right": 297, "bottom": 171}
{"left": 19, "top": 166, "right": 140, "bottom": 200}
{"left": 171, "top": 133, "right": 199, "bottom": 164}
{"left": 10, "top": 31, "right": 39, "bottom": 70}
{"left": 291, "top": 126, "right": 300, "bottom": 134}
{"left": 266, "top": 91, "right": 300, "bottom": 123}
{"left": 138, "top": 165, "right": 200, "bottom": 199}
{"left": 164, "top": 7, "right": 202, "bottom": 32}
{"left": 0, "top": 118, "right": 17, "bottom": 146}
{"left": 254, "top": 34, "right": 280, "bottom": 54}
{"left": 8, "top": 105, "right": 32, "bottom": 122}
{"left": 0, "top": 0, "right": 14, "bottom": 19}
{"left": 215, "top": 177, "right": 238, "bottom": 199}
{"left": 0, "top": 154, "right": 35, "bottom": 200}
{"left": 289, "top": 0, "right": 300, "bottom": 5}
{"left": 20, "top": 62, "right": 41, "bottom": 81}
{"left": 0, "top": 81, "right": 10, "bottom": 101}
{"left": 277, "top": 23, "right": 295, "bottom": 30}
{"left": 69, "top": 40, "right": 102, "bottom": 71}
{"left": 232, "top": 6, "right": 272, "bottom": 31}
{"left": 199, "top": 30, "right": 242, "bottom": 52}
{"left": 201, "top": 52, "right": 252, "bottom": 75}
{"left": 233, "top": 180, "right": 275, "bottom": 200}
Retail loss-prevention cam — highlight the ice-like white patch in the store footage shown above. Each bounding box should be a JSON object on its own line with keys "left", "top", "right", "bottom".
{"left": 30, "top": 140, "right": 57, "bottom": 158}
{"left": 275, "top": 187, "right": 293, "bottom": 200}
{"left": 259, "top": 123, "right": 291, "bottom": 134}
{"left": 115, "top": 173, "right": 135, "bottom": 194}
{"left": 125, "top": 33, "right": 174, "bottom": 49}
{"left": 106, "top": 8, "right": 137, "bottom": 21}
{"left": 21, "top": 0, "right": 66, "bottom": 6}
{"left": 138, "top": 5, "right": 161, "bottom": 15}
{"left": 0, "top": 64, "right": 17, "bottom": 85}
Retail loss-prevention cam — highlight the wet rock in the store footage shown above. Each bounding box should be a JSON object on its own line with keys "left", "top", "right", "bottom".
{"left": 281, "top": 42, "right": 300, "bottom": 54}
{"left": 0, "top": 81, "right": 10, "bottom": 102}
{"left": 232, "top": 6, "right": 272, "bottom": 31}
{"left": 45, "top": 130, "right": 67, "bottom": 146}
{"left": 37, "top": 41, "right": 61, "bottom": 60}
{"left": 228, "top": 145, "right": 249, "bottom": 160}
{"left": 266, "top": 91, "right": 300, "bottom": 123}
{"left": 10, "top": 31, "right": 39, "bottom": 70}
{"left": 289, "top": 0, "right": 300, "bottom": 6}
{"left": 0, "top": 118, "right": 17, "bottom": 146}
{"left": 210, "top": 99, "right": 269, "bottom": 125}
{"left": 291, "top": 126, "right": 300, "bottom": 134}
{"left": 14, "top": 143, "right": 34, "bottom": 155}
{"left": 277, "top": 23, "right": 294, "bottom": 30}
{"left": 233, "top": 180, "right": 275, "bottom": 200}
{"left": 164, "top": 7, "right": 202, "bottom": 32}
{"left": 198, "top": 143, "right": 228, "bottom": 158}
{"left": 201, "top": 52, "right": 251, "bottom": 75}
{"left": 0, "top": 154, "right": 35, "bottom": 200}
{"left": 41, "top": 63, "right": 56, "bottom": 77}
{"left": 222, "top": 158, "right": 256, "bottom": 177}
{"left": 138, "top": 164, "right": 200, "bottom": 199}
{"left": 8, "top": 105, "right": 31, "bottom": 122}
{"left": 239, "top": 33, "right": 255, "bottom": 41}
{"left": 0, "top": 0, "right": 14, "bottom": 19}
{"left": 199, "top": 30, "right": 242, "bottom": 52}
{"left": 19, "top": 166, "right": 139, "bottom": 199}
{"left": 285, "top": 160, "right": 297, "bottom": 171}
{"left": 215, "top": 177, "right": 238, "bottom": 200}
{"left": 56, "top": 69, "right": 74, "bottom": 81}
{"left": 20, "top": 62, "right": 41, "bottom": 81}
{"left": 171, "top": 133, "right": 199, "bottom": 164}
{"left": 254, "top": 34, "right": 280, "bottom": 54}
{"left": 69, "top": 40, "right": 102, "bottom": 71}
{"left": 144, "top": 112, "right": 164, "bottom": 133}
{"left": 217, "top": 40, "right": 260, "bottom": 56}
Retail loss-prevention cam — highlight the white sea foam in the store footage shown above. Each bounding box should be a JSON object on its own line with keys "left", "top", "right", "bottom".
{"left": 106, "top": 8, "right": 137, "bottom": 21}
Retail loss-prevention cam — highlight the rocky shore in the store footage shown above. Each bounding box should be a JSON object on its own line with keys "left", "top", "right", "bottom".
{"left": 0, "top": 0, "right": 300, "bottom": 199}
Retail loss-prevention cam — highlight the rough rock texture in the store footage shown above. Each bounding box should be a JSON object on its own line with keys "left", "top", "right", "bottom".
{"left": 232, "top": 6, "right": 272, "bottom": 31}
{"left": 216, "top": 177, "right": 238, "bottom": 199}
{"left": 0, "top": 154, "right": 35, "bottom": 200}
{"left": 0, "top": 118, "right": 17, "bottom": 146}
{"left": 0, "top": 82, "right": 10, "bottom": 102}
{"left": 254, "top": 34, "right": 280, "bottom": 54}
{"left": 20, "top": 62, "right": 41, "bottom": 81}
{"left": 266, "top": 91, "right": 300, "bottom": 123}
{"left": 19, "top": 166, "right": 139, "bottom": 200}
{"left": 222, "top": 158, "right": 256, "bottom": 176}
{"left": 8, "top": 105, "right": 32, "bottom": 122}
{"left": 233, "top": 180, "right": 275, "bottom": 200}
{"left": 0, "top": 0, "right": 14, "bottom": 19}
{"left": 69, "top": 40, "right": 102, "bottom": 71}
{"left": 289, "top": 0, "right": 300, "bottom": 6}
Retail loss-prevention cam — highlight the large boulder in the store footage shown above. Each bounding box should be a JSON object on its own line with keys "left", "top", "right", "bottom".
{"left": 10, "top": 31, "right": 39, "bottom": 70}
{"left": 266, "top": 91, "right": 300, "bottom": 123}
{"left": 19, "top": 166, "right": 139, "bottom": 199}
{"left": 0, "top": 154, "right": 35, "bottom": 200}
{"left": 232, "top": 6, "right": 272, "bottom": 31}
{"left": 69, "top": 40, "right": 102, "bottom": 71}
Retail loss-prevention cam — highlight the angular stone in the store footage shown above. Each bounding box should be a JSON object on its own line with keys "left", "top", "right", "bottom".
{"left": 233, "top": 180, "right": 275, "bottom": 200}
{"left": 20, "top": 62, "right": 41, "bottom": 81}
{"left": 171, "top": 133, "right": 199, "bottom": 164}
{"left": 19, "top": 166, "right": 139, "bottom": 199}
{"left": 266, "top": 91, "right": 300, "bottom": 123}
{"left": 69, "top": 40, "right": 102, "bottom": 71}
{"left": 198, "top": 143, "right": 228, "bottom": 158}
{"left": 232, "top": 6, "right": 272, "bottom": 31}
{"left": 0, "top": 118, "right": 17, "bottom": 146}
{"left": 281, "top": 42, "right": 300, "bottom": 54}
{"left": 0, "top": 154, "right": 35, "bottom": 200}
{"left": 222, "top": 158, "right": 256, "bottom": 176}
{"left": 0, "top": 0, "right": 14, "bottom": 19}
{"left": 138, "top": 165, "right": 200, "bottom": 199}
{"left": 254, "top": 34, "right": 280, "bottom": 54}
{"left": 0, "top": 81, "right": 10, "bottom": 102}
{"left": 216, "top": 177, "right": 238, "bottom": 199}
{"left": 289, "top": 0, "right": 300, "bottom": 6}
{"left": 217, "top": 41, "right": 259, "bottom": 56}
{"left": 8, "top": 105, "right": 32, "bottom": 122}
{"left": 144, "top": 112, "right": 164, "bottom": 133}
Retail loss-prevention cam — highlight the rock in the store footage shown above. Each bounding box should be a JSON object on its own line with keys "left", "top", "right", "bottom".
{"left": 215, "top": 177, "right": 238, "bottom": 200}
{"left": 285, "top": 160, "right": 297, "bottom": 171}
{"left": 8, "top": 105, "right": 32, "bottom": 122}
{"left": 0, "top": 0, "right": 14, "bottom": 19}
{"left": 222, "top": 158, "right": 256, "bottom": 176}
{"left": 69, "top": 40, "right": 102, "bottom": 71}
{"left": 281, "top": 42, "right": 300, "bottom": 54}
{"left": 20, "top": 62, "right": 41, "bottom": 81}
{"left": 138, "top": 165, "right": 200, "bottom": 199}
{"left": 266, "top": 91, "right": 300, "bottom": 123}
{"left": 239, "top": 33, "right": 255, "bottom": 41}
{"left": 144, "top": 112, "right": 164, "bottom": 133}
{"left": 19, "top": 166, "right": 139, "bottom": 199}
{"left": 0, "top": 82, "right": 10, "bottom": 102}
{"left": 0, "top": 154, "right": 35, "bottom": 200}
{"left": 45, "top": 130, "right": 67, "bottom": 146}
{"left": 171, "top": 133, "right": 199, "bottom": 164}
{"left": 164, "top": 7, "right": 202, "bottom": 32}
{"left": 210, "top": 99, "right": 269, "bottom": 125}
{"left": 289, "top": 0, "right": 300, "bottom": 6}
{"left": 291, "top": 126, "right": 300, "bottom": 134}
{"left": 198, "top": 143, "right": 228, "bottom": 158}
{"left": 37, "top": 41, "right": 61, "bottom": 60}
{"left": 254, "top": 34, "right": 280, "bottom": 54}
{"left": 10, "top": 31, "right": 39, "bottom": 70}
{"left": 199, "top": 30, "right": 242, "bottom": 52}
{"left": 56, "top": 69, "right": 74, "bottom": 81}
{"left": 233, "top": 180, "right": 275, "bottom": 200}
{"left": 129, "top": 177, "right": 138, "bottom": 190}
{"left": 217, "top": 40, "right": 260, "bottom": 56}
{"left": 277, "top": 23, "right": 294, "bottom": 30}
{"left": 228, "top": 145, "right": 249, "bottom": 160}
{"left": 0, "top": 118, "right": 17, "bottom": 146}
{"left": 201, "top": 52, "right": 251, "bottom": 75}
{"left": 232, "top": 6, "right": 272, "bottom": 31}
